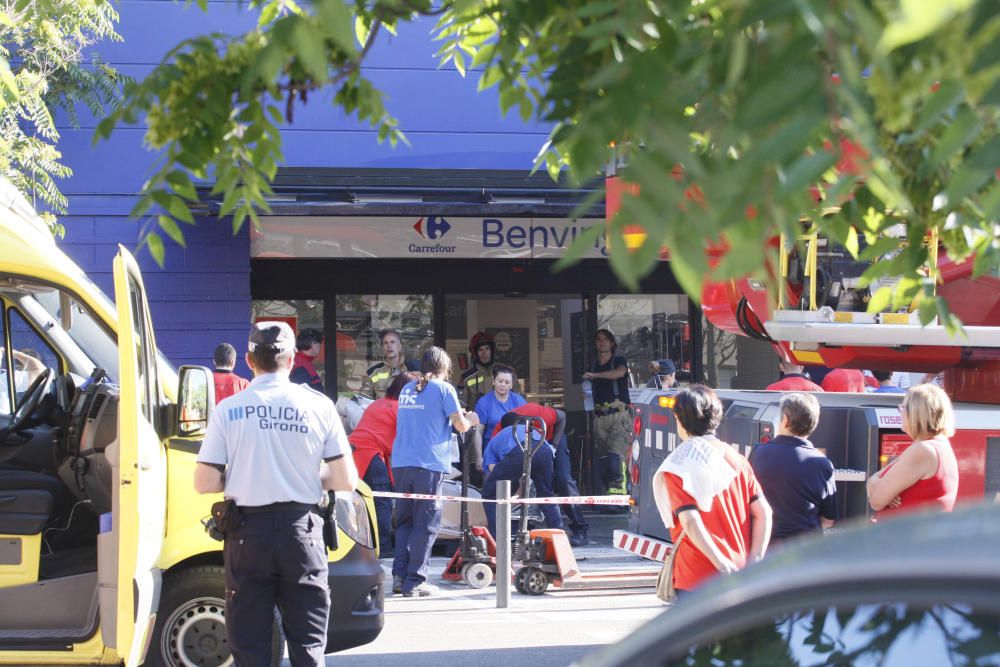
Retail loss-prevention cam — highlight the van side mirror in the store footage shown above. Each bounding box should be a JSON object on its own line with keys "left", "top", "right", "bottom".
{"left": 177, "top": 365, "right": 215, "bottom": 437}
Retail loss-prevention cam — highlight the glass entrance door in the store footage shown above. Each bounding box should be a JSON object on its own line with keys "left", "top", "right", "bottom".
{"left": 444, "top": 294, "right": 585, "bottom": 410}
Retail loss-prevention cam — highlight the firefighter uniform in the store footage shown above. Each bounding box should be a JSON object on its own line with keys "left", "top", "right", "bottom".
{"left": 462, "top": 331, "right": 496, "bottom": 409}
{"left": 198, "top": 322, "right": 350, "bottom": 667}
{"left": 362, "top": 359, "right": 419, "bottom": 399}
{"left": 590, "top": 354, "right": 632, "bottom": 497}
{"left": 461, "top": 363, "right": 493, "bottom": 409}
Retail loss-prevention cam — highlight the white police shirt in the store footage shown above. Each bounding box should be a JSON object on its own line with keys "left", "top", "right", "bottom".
{"left": 198, "top": 372, "right": 350, "bottom": 506}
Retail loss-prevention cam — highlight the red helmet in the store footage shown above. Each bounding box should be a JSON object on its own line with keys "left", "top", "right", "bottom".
{"left": 469, "top": 331, "right": 495, "bottom": 354}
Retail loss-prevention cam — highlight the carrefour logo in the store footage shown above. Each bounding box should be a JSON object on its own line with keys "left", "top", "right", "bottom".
{"left": 413, "top": 216, "right": 451, "bottom": 240}
{"left": 410, "top": 216, "right": 457, "bottom": 254}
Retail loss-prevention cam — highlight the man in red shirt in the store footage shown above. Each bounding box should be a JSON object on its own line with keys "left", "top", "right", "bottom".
{"left": 211, "top": 342, "right": 249, "bottom": 403}
{"left": 766, "top": 360, "right": 823, "bottom": 392}
{"left": 821, "top": 368, "right": 866, "bottom": 392}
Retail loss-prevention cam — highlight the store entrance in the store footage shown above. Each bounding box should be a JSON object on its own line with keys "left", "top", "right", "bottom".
{"left": 444, "top": 294, "right": 586, "bottom": 411}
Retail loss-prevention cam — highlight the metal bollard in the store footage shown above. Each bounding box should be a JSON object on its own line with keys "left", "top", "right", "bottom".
{"left": 496, "top": 480, "right": 511, "bottom": 609}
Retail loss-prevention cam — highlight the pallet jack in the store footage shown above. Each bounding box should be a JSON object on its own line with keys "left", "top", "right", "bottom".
{"left": 509, "top": 417, "right": 661, "bottom": 596}
{"left": 441, "top": 431, "right": 497, "bottom": 588}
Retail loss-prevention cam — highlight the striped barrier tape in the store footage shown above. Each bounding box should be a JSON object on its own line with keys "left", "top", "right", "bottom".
{"left": 370, "top": 490, "right": 631, "bottom": 505}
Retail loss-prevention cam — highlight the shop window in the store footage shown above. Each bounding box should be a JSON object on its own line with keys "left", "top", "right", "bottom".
{"left": 251, "top": 299, "right": 326, "bottom": 389}
{"left": 596, "top": 294, "right": 691, "bottom": 388}
{"left": 336, "top": 295, "right": 433, "bottom": 397}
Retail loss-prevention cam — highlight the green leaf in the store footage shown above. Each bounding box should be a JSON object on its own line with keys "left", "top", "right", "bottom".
{"left": 166, "top": 170, "right": 199, "bottom": 201}
{"left": 913, "top": 80, "right": 963, "bottom": 134}
{"left": 867, "top": 285, "right": 893, "bottom": 314}
{"left": 314, "top": 0, "right": 357, "bottom": 53}
{"left": 553, "top": 224, "right": 605, "bottom": 272}
{"left": 258, "top": 0, "right": 280, "bottom": 27}
{"left": 878, "top": 0, "right": 978, "bottom": 53}
{"left": 145, "top": 231, "right": 165, "bottom": 267}
{"left": 471, "top": 42, "right": 496, "bottom": 68}
{"left": 157, "top": 215, "right": 187, "bottom": 247}
{"left": 159, "top": 192, "right": 196, "bottom": 224}
{"left": 844, "top": 226, "right": 859, "bottom": 259}
{"left": 354, "top": 16, "right": 370, "bottom": 46}
{"left": 478, "top": 64, "right": 503, "bottom": 91}
{"left": 927, "top": 106, "right": 982, "bottom": 170}
{"left": 777, "top": 151, "right": 838, "bottom": 197}
{"left": 293, "top": 19, "right": 330, "bottom": 82}
{"left": 857, "top": 234, "right": 902, "bottom": 262}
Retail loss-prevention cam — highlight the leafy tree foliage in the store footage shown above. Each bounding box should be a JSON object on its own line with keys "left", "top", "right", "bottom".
{"left": 104, "top": 0, "right": 1000, "bottom": 326}
{"left": 0, "top": 0, "right": 126, "bottom": 234}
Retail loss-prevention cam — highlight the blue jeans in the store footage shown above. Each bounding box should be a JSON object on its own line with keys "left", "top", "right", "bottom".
{"left": 482, "top": 445, "right": 562, "bottom": 538}
{"left": 553, "top": 434, "right": 588, "bottom": 530}
{"left": 391, "top": 466, "right": 444, "bottom": 593}
{"left": 363, "top": 455, "right": 393, "bottom": 554}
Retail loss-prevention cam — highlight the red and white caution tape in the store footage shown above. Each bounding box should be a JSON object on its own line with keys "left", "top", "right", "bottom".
{"left": 371, "top": 490, "right": 631, "bottom": 506}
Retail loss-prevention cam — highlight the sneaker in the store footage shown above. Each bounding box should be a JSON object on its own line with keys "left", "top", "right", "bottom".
{"left": 392, "top": 576, "right": 404, "bottom": 595}
{"left": 569, "top": 530, "right": 589, "bottom": 547}
{"left": 402, "top": 583, "right": 438, "bottom": 597}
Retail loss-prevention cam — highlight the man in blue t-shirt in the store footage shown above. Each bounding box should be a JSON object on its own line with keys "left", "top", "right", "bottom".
{"left": 481, "top": 412, "right": 562, "bottom": 539}
{"left": 870, "top": 370, "right": 906, "bottom": 394}
{"left": 390, "top": 347, "right": 479, "bottom": 597}
{"left": 750, "top": 392, "right": 837, "bottom": 545}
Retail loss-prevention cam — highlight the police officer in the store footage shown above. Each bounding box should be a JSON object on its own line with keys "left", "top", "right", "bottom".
{"left": 460, "top": 331, "right": 495, "bottom": 409}
{"left": 361, "top": 329, "right": 419, "bottom": 399}
{"left": 195, "top": 321, "right": 358, "bottom": 667}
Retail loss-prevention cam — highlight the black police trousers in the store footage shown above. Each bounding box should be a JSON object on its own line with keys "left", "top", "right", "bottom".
{"left": 224, "top": 508, "right": 329, "bottom": 666}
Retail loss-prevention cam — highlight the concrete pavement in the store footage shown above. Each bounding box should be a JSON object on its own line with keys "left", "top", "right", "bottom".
{"left": 309, "top": 514, "right": 665, "bottom": 666}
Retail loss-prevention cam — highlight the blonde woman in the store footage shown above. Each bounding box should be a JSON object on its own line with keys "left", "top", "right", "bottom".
{"left": 867, "top": 384, "right": 958, "bottom": 518}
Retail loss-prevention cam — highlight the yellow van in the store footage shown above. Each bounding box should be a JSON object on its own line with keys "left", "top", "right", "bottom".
{"left": 0, "top": 178, "right": 384, "bottom": 665}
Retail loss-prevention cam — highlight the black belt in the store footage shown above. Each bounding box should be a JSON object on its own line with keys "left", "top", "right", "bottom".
{"left": 239, "top": 501, "right": 318, "bottom": 514}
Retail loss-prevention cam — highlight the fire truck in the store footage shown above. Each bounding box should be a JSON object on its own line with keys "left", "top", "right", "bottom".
{"left": 607, "top": 175, "right": 1000, "bottom": 560}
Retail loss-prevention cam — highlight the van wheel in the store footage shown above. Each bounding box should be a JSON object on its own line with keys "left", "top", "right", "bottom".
{"left": 145, "top": 565, "right": 283, "bottom": 667}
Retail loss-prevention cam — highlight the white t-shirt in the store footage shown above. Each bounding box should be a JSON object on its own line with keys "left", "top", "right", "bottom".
{"left": 0, "top": 369, "right": 29, "bottom": 414}
{"left": 198, "top": 372, "right": 350, "bottom": 506}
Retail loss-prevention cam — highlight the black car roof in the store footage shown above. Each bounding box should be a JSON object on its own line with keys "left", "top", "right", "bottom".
{"left": 582, "top": 503, "right": 1000, "bottom": 667}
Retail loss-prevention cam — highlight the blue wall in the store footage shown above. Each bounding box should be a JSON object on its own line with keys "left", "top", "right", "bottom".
{"left": 54, "top": 0, "right": 551, "bottom": 370}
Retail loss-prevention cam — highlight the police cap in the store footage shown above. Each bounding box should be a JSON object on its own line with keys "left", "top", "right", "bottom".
{"left": 248, "top": 321, "right": 295, "bottom": 353}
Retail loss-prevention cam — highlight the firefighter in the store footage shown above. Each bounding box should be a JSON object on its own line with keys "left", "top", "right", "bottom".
{"left": 362, "top": 329, "right": 419, "bottom": 399}
{"left": 461, "top": 331, "right": 496, "bottom": 409}
{"left": 582, "top": 328, "right": 631, "bottom": 499}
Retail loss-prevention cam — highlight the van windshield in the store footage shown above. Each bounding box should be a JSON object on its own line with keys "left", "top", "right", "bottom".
{"left": 23, "top": 286, "right": 120, "bottom": 381}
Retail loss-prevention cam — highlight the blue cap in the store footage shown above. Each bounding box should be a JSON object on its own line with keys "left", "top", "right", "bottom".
{"left": 658, "top": 359, "right": 677, "bottom": 374}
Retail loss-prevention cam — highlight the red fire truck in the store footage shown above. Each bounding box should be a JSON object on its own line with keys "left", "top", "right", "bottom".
{"left": 608, "top": 175, "right": 1000, "bottom": 560}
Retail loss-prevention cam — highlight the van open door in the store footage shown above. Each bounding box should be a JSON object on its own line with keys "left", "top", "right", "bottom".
{"left": 110, "top": 245, "right": 167, "bottom": 666}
